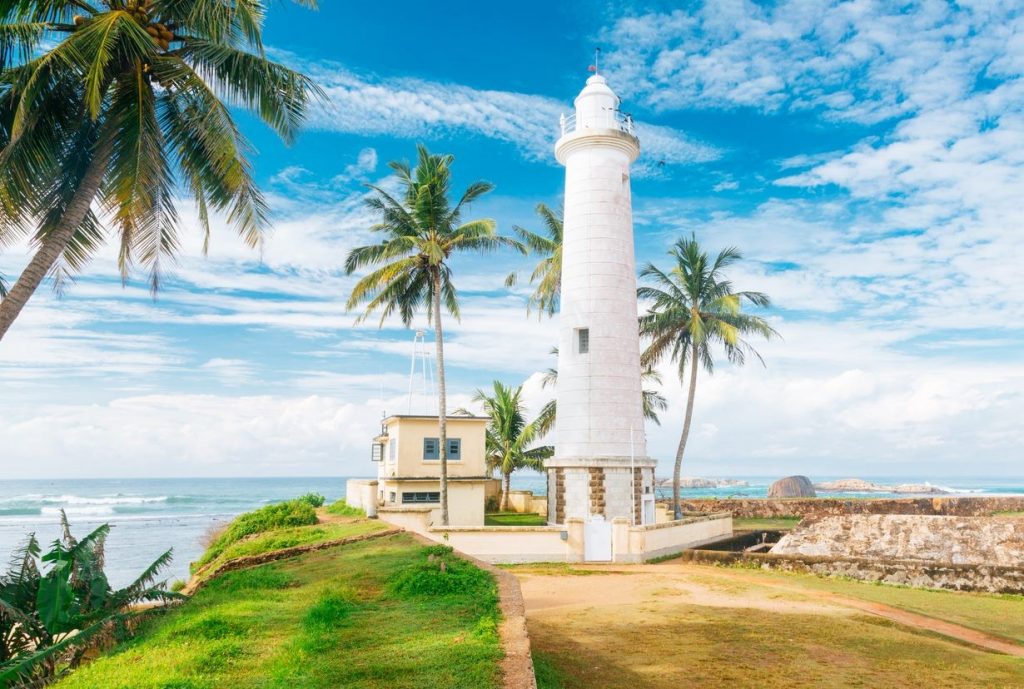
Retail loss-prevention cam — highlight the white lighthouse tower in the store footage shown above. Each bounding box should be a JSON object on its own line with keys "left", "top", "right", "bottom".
{"left": 546, "top": 72, "right": 657, "bottom": 525}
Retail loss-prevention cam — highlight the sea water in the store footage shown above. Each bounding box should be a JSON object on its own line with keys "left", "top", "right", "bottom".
{"left": 1, "top": 475, "right": 1021, "bottom": 586}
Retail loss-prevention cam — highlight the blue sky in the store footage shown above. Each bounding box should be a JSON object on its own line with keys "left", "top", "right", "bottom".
{"left": 2, "top": 0, "right": 1023, "bottom": 479}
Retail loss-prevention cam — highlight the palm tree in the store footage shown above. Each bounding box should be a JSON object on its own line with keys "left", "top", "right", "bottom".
{"left": 536, "top": 347, "right": 668, "bottom": 436}
{"left": 504, "top": 202, "right": 562, "bottom": 317}
{"left": 639, "top": 234, "right": 778, "bottom": 519}
{"left": 0, "top": 0, "right": 320, "bottom": 340}
{"left": 471, "top": 381, "right": 552, "bottom": 512}
{"left": 345, "top": 145, "right": 523, "bottom": 525}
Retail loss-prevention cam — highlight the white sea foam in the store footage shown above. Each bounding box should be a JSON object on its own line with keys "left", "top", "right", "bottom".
{"left": 41, "top": 506, "right": 116, "bottom": 517}
{"left": 0, "top": 494, "right": 169, "bottom": 506}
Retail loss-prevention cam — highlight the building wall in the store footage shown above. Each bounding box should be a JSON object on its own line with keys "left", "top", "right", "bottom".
{"left": 680, "top": 496, "right": 1024, "bottom": 519}
{"left": 378, "top": 479, "right": 484, "bottom": 526}
{"left": 379, "top": 416, "right": 488, "bottom": 479}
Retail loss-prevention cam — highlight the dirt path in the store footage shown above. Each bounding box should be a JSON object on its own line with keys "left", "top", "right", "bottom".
{"left": 561, "top": 563, "right": 1024, "bottom": 657}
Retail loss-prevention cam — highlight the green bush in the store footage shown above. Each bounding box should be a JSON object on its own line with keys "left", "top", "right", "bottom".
{"left": 193, "top": 499, "right": 319, "bottom": 571}
{"left": 297, "top": 492, "right": 326, "bottom": 508}
{"left": 389, "top": 546, "right": 495, "bottom": 599}
{"left": 324, "top": 499, "right": 364, "bottom": 517}
{"left": 170, "top": 578, "right": 188, "bottom": 593}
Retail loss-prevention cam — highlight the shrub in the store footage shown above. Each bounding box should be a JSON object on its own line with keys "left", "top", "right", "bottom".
{"left": 170, "top": 578, "right": 188, "bottom": 593}
{"left": 193, "top": 498, "right": 319, "bottom": 571}
{"left": 389, "top": 546, "right": 495, "bottom": 599}
{"left": 324, "top": 499, "right": 364, "bottom": 518}
{"left": 298, "top": 492, "right": 326, "bottom": 508}
{"left": 0, "top": 512, "right": 178, "bottom": 686}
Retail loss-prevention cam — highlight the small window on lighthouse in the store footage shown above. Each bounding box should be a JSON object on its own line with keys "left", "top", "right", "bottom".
{"left": 576, "top": 328, "right": 590, "bottom": 354}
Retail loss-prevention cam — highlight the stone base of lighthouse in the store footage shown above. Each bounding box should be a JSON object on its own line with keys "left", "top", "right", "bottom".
{"left": 546, "top": 457, "right": 657, "bottom": 525}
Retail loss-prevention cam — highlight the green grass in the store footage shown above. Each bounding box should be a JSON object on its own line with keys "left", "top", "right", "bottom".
{"left": 733, "top": 517, "right": 801, "bottom": 531}
{"left": 324, "top": 499, "right": 365, "bottom": 517}
{"left": 192, "top": 520, "right": 388, "bottom": 584}
{"left": 192, "top": 499, "right": 320, "bottom": 572}
{"left": 484, "top": 512, "right": 547, "bottom": 526}
{"left": 992, "top": 510, "right": 1024, "bottom": 517}
{"left": 56, "top": 534, "right": 502, "bottom": 689}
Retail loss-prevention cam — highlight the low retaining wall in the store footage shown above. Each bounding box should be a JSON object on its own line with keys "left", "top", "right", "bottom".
{"left": 379, "top": 508, "right": 732, "bottom": 564}
{"left": 680, "top": 496, "right": 1024, "bottom": 519}
{"left": 677, "top": 549, "right": 1024, "bottom": 594}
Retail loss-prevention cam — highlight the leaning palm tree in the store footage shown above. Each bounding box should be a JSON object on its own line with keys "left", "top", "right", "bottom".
{"left": 504, "top": 202, "right": 562, "bottom": 317}
{"left": 536, "top": 347, "right": 668, "bottom": 436}
{"left": 471, "top": 381, "right": 552, "bottom": 512}
{"left": 345, "top": 145, "right": 523, "bottom": 525}
{"left": 639, "top": 234, "right": 778, "bottom": 519}
{"left": 0, "top": 0, "right": 320, "bottom": 340}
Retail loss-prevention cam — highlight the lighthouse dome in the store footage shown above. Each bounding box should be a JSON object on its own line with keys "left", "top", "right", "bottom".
{"left": 573, "top": 74, "right": 620, "bottom": 130}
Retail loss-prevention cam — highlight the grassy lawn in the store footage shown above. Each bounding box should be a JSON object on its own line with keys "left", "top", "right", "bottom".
{"left": 521, "top": 564, "right": 1024, "bottom": 689}
{"left": 192, "top": 519, "right": 389, "bottom": 583}
{"left": 484, "top": 512, "right": 547, "bottom": 526}
{"left": 732, "top": 517, "right": 801, "bottom": 531}
{"left": 57, "top": 533, "right": 502, "bottom": 689}
{"left": 992, "top": 510, "right": 1024, "bottom": 517}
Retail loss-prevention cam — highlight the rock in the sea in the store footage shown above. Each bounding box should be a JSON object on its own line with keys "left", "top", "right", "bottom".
{"left": 814, "top": 478, "right": 949, "bottom": 495}
{"left": 768, "top": 475, "right": 816, "bottom": 498}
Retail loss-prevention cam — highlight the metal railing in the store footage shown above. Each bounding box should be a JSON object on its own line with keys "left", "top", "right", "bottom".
{"left": 559, "top": 110, "right": 636, "bottom": 137}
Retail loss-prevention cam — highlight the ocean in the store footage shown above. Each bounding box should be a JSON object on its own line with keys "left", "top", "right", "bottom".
{"left": 1, "top": 475, "right": 1021, "bottom": 586}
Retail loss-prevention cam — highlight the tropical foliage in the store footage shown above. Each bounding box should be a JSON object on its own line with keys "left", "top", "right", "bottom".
{"left": 504, "top": 202, "right": 562, "bottom": 317}
{"left": 468, "top": 381, "right": 552, "bottom": 512}
{"left": 0, "top": 0, "right": 320, "bottom": 340}
{"left": 345, "top": 145, "right": 523, "bottom": 525}
{"left": 0, "top": 511, "right": 176, "bottom": 686}
{"left": 639, "top": 234, "right": 778, "bottom": 518}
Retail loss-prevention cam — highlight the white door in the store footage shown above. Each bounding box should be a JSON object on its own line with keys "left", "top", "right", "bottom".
{"left": 642, "top": 495, "right": 656, "bottom": 525}
{"left": 584, "top": 516, "right": 613, "bottom": 562}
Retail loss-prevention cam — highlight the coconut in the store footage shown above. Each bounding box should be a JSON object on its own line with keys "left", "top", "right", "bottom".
{"left": 73, "top": 15, "right": 87, "bottom": 26}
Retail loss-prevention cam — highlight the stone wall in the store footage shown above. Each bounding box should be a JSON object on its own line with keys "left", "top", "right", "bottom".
{"left": 680, "top": 496, "right": 1024, "bottom": 519}
{"left": 771, "top": 514, "right": 1024, "bottom": 566}
{"left": 677, "top": 549, "right": 1024, "bottom": 594}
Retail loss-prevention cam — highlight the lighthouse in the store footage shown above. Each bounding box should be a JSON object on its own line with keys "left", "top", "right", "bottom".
{"left": 547, "top": 73, "right": 657, "bottom": 525}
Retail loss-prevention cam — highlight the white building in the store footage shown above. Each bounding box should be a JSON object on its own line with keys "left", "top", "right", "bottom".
{"left": 547, "top": 73, "right": 657, "bottom": 525}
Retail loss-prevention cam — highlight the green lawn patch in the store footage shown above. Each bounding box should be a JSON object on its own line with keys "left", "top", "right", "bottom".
{"left": 192, "top": 499, "right": 320, "bottom": 572}
{"left": 733, "top": 517, "right": 801, "bottom": 532}
{"left": 992, "top": 510, "right": 1024, "bottom": 517}
{"left": 485, "top": 512, "right": 547, "bottom": 526}
{"left": 192, "top": 520, "right": 388, "bottom": 584}
{"left": 56, "top": 534, "right": 502, "bottom": 689}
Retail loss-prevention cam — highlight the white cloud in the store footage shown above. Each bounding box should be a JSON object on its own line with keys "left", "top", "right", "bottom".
{"left": 280, "top": 54, "right": 720, "bottom": 169}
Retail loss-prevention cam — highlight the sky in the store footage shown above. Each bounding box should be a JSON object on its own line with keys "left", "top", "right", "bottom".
{"left": 2, "top": 0, "right": 1023, "bottom": 480}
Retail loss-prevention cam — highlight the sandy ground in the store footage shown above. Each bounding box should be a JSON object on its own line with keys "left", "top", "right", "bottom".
{"left": 516, "top": 561, "right": 1024, "bottom": 683}
{"left": 520, "top": 563, "right": 1024, "bottom": 657}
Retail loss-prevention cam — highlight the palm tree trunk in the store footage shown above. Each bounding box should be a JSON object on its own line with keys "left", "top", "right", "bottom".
{"left": 500, "top": 470, "right": 511, "bottom": 512}
{"left": 672, "top": 341, "right": 700, "bottom": 519}
{"left": 432, "top": 271, "right": 449, "bottom": 526}
{"left": 0, "top": 144, "right": 110, "bottom": 342}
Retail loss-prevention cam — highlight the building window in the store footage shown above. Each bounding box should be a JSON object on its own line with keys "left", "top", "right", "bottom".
{"left": 388, "top": 437, "right": 397, "bottom": 463}
{"left": 576, "top": 327, "right": 589, "bottom": 354}
{"left": 401, "top": 491, "right": 440, "bottom": 504}
{"left": 424, "top": 438, "right": 461, "bottom": 460}
{"left": 389, "top": 491, "right": 396, "bottom": 504}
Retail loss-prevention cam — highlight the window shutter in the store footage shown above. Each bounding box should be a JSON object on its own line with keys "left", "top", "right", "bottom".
{"left": 423, "top": 438, "right": 439, "bottom": 460}
{"left": 447, "top": 438, "right": 461, "bottom": 460}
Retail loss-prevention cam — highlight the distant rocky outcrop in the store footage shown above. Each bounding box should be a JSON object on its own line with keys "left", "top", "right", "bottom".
{"left": 815, "top": 478, "right": 948, "bottom": 495}
{"left": 657, "top": 477, "right": 750, "bottom": 489}
{"left": 768, "top": 476, "right": 816, "bottom": 498}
